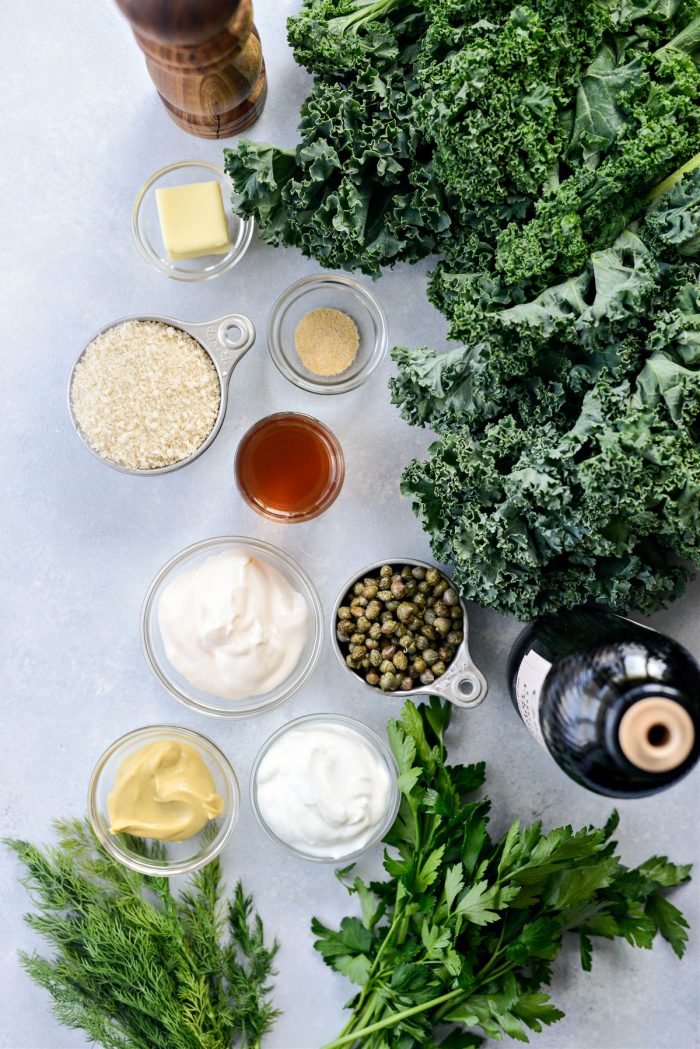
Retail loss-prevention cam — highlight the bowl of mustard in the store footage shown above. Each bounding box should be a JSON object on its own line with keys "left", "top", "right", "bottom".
{"left": 88, "top": 725, "right": 240, "bottom": 875}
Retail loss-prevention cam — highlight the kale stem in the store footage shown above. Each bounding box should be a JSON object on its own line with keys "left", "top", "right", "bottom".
{"left": 321, "top": 988, "right": 463, "bottom": 1049}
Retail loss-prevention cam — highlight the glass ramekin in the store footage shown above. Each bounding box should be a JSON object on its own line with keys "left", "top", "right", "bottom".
{"left": 250, "top": 713, "right": 400, "bottom": 863}
{"left": 234, "top": 412, "right": 345, "bottom": 523}
{"left": 267, "top": 274, "right": 388, "bottom": 394}
{"left": 141, "top": 537, "right": 323, "bottom": 718}
{"left": 132, "top": 161, "right": 253, "bottom": 282}
{"left": 88, "top": 725, "right": 239, "bottom": 875}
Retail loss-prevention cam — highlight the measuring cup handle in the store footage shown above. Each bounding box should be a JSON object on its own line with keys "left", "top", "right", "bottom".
{"left": 182, "top": 314, "right": 256, "bottom": 381}
{"left": 431, "top": 653, "right": 488, "bottom": 709}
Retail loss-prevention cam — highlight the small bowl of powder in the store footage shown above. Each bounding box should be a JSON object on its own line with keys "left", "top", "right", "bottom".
{"left": 267, "top": 274, "right": 388, "bottom": 394}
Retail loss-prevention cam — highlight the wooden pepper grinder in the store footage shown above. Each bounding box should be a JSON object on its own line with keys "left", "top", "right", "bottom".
{"left": 114, "top": 0, "right": 267, "bottom": 138}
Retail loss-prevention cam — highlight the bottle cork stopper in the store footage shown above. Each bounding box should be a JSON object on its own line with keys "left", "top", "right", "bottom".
{"left": 618, "top": 697, "right": 695, "bottom": 773}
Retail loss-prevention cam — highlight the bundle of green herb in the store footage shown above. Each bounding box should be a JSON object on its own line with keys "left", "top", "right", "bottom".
{"left": 315, "top": 698, "right": 691, "bottom": 1049}
{"left": 5, "top": 820, "right": 278, "bottom": 1049}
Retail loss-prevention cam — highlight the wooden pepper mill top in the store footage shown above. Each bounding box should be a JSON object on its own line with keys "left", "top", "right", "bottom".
{"left": 115, "top": 0, "right": 266, "bottom": 138}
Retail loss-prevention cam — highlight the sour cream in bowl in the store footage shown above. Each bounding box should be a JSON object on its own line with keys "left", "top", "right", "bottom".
{"left": 251, "top": 714, "right": 400, "bottom": 862}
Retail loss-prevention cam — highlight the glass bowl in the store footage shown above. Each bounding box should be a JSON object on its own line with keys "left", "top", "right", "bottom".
{"left": 267, "top": 274, "right": 388, "bottom": 394}
{"left": 234, "top": 412, "right": 345, "bottom": 523}
{"left": 88, "top": 724, "right": 240, "bottom": 875}
{"left": 132, "top": 161, "right": 253, "bottom": 282}
{"left": 250, "top": 713, "right": 400, "bottom": 863}
{"left": 141, "top": 537, "right": 323, "bottom": 718}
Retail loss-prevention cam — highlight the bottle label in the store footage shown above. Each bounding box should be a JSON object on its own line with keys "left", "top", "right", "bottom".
{"left": 515, "top": 649, "right": 552, "bottom": 748}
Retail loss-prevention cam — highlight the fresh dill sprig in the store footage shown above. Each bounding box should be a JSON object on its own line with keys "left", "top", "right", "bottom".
{"left": 5, "top": 818, "right": 279, "bottom": 1049}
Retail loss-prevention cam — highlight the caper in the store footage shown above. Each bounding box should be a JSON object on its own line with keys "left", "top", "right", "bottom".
{"left": 447, "top": 631, "right": 462, "bottom": 646}
{"left": 433, "top": 579, "right": 448, "bottom": 597}
{"left": 350, "top": 632, "right": 365, "bottom": 646}
{"left": 421, "top": 624, "right": 437, "bottom": 641}
{"left": 443, "top": 587, "right": 458, "bottom": 606}
{"left": 366, "top": 671, "right": 380, "bottom": 686}
{"left": 408, "top": 616, "right": 423, "bottom": 631}
{"left": 337, "top": 619, "right": 355, "bottom": 638}
{"left": 365, "top": 600, "right": 381, "bottom": 621}
{"left": 420, "top": 669, "right": 435, "bottom": 685}
{"left": 413, "top": 593, "right": 426, "bottom": 610}
{"left": 393, "top": 650, "right": 408, "bottom": 671}
{"left": 401, "top": 565, "right": 414, "bottom": 580}
{"left": 338, "top": 606, "right": 352, "bottom": 621}
{"left": 361, "top": 657, "right": 371, "bottom": 670}
{"left": 379, "top": 659, "right": 395, "bottom": 674}
{"left": 432, "top": 660, "right": 446, "bottom": 677}
{"left": 366, "top": 639, "right": 379, "bottom": 651}
{"left": 356, "top": 616, "right": 370, "bottom": 633}
{"left": 362, "top": 585, "right": 378, "bottom": 601}
{"left": 353, "top": 581, "right": 364, "bottom": 595}
{"left": 380, "top": 565, "right": 392, "bottom": 578}
{"left": 391, "top": 580, "right": 407, "bottom": 599}
{"left": 381, "top": 644, "right": 397, "bottom": 660}
{"left": 386, "top": 599, "right": 399, "bottom": 612}
{"left": 415, "top": 635, "right": 429, "bottom": 651}
{"left": 434, "top": 601, "right": 449, "bottom": 618}
{"left": 377, "top": 589, "right": 392, "bottom": 602}
{"left": 396, "top": 601, "right": 414, "bottom": 623}
{"left": 350, "top": 644, "right": 367, "bottom": 659}
{"left": 346, "top": 654, "right": 359, "bottom": 669}
{"left": 368, "top": 622, "right": 382, "bottom": 640}
{"left": 438, "top": 645, "right": 453, "bottom": 662}
{"left": 370, "top": 649, "right": 383, "bottom": 668}
{"left": 405, "top": 579, "right": 418, "bottom": 597}
{"left": 412, "top": 566, "right": 426, "bottom": 579}
{"left": 425, "top": 567, "right": 440, "bottom": 585}
{"left": 381, "top": 620, "right": 398, "bottom": 636}
{"left": 380, "top": 671, "right": 399, "bottom": 691}
{"left": 413, "top": 657, "right": 427, "bottom": 674}
{"left": 398, "top": 634, "right": 412, "bottom": 650}
{"left": 400, "top": 676, "right": 414, "bottom": 691}
{"left": 418, "top": 580, "right": 430, "bottom": 594}
{"left": 423, "top": 608, "right": 436, "bottom": 625}
{"left": 364, "top": 576, "right": 379, "bottom": 589}
{"left": 351, "top": 599, "right": 367, "bottom": 615}
{"left": 434, "top": 616, "right": 451, "bottom": 635}
{"left": 451, "top": 606, "right": 463, "bottom": 620}
{"left": 423, "top": 648, "right": 439, "bottom": 666}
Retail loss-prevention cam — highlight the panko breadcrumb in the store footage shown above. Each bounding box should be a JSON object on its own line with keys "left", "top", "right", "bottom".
{"left": 71, "top": 320, "right": 221, "bottom": 470}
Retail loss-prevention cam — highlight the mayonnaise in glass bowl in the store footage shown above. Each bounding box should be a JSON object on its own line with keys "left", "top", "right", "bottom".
{"left": 141, "top": 537, "right": 323, "bottom": 718}
{"left": 250, "top": 714, "right": 400, "bottom": 863}
{"left": 88, "top": 725, "right": 239, "bottom": 876}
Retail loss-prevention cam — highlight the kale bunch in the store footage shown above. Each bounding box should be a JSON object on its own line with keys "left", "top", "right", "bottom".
{"left": 224, "top": 0, "right": 454, "bottom": 276}
{"left": 395, "top": 170, "right": 700, "bottom": 619}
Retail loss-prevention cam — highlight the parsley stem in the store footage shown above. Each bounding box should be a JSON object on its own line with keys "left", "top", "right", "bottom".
{"left": 320, "top": 988, "right": 463, "bottom": 1048}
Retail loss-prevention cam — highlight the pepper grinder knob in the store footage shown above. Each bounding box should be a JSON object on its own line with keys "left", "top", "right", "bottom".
{"left": 114, "top": 0, "right": 267, "bottom": 138}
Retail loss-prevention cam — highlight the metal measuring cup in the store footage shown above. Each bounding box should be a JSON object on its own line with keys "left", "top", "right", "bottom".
{"left": 331, "top": 557, "right": 487, "bottom": 709}
{"left": 67, "top": 312, "right": 256, "bottom": 475}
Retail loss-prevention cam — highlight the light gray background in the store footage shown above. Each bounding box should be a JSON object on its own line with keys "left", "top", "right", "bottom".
{"left": 1, "top": 3, "right": 699, "bottom": 1048}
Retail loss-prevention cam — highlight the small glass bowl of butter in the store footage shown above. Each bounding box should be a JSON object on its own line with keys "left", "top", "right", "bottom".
{"left": 132, "top": 160, "right": 254, "bottom": 281}
{"left": 88, "top": 725, "right": 240, "bottom": 875}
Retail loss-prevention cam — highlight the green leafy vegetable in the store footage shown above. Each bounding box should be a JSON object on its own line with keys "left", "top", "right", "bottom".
{"left": 5, "top": 819, "right": 279, "bottom": 1049}
{"left": 315, "top": 699, "right": 691, "bottom": 1048}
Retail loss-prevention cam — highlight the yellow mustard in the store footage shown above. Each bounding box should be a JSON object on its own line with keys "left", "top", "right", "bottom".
{"left": 107, "top": 740, "right": 224, "bottom": 842}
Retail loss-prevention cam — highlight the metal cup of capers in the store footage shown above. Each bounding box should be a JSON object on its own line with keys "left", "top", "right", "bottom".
{"left": 335, "top": 563, "right": 464, "bottom": 693}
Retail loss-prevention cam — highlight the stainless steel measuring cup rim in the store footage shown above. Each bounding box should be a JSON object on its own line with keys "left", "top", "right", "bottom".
{"left": 331, "top": 556, "right": 488, "bottom": 710}
{"left": 67, "top": 311, "right": 256, "bottom": 476}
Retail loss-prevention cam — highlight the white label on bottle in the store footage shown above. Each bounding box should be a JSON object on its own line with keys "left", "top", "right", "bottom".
{"left": 515, "top": 649, "right": 552, "bottom": 749}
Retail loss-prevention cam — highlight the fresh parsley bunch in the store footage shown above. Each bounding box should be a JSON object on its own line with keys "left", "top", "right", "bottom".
{"left": 315, "top": 699, "right": 691, "bottom": 1049}
{"left": 6, "top": 820, "right": 279, "bottom": 1049}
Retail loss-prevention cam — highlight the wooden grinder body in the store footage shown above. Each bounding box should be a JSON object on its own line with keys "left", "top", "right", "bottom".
{"left": 115, "top": 0, "right": 266, "bottom": 138}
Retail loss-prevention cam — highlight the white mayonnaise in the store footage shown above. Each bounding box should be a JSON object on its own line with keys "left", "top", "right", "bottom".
{"left": 255, "top": 722, "right": 394, "bottom": 858}
{"left": 158, "top": 551, "right": 309, "bottom": 700}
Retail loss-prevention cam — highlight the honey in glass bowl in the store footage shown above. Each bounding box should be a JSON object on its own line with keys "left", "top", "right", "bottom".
{"left": 235, "top": 412, "right": 344, "bottom": 522}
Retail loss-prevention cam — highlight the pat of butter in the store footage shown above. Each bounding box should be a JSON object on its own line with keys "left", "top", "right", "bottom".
{"left": 155, "top": 180, "right": 231, "bottom": 260}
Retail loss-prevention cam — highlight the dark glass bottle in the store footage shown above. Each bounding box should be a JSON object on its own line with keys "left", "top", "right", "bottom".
{"left": 507, "top": 609, "right": 700, "bottom": 798}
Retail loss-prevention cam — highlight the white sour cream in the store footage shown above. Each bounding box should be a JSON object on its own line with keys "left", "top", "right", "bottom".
{"left": 158, "top": 551, "right": 309, "bottom": 700}
{"left": 255, "top": 722, "right": 394, "bottom": 858}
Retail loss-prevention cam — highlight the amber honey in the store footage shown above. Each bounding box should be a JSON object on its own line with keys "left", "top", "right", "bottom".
{"left": 235, "top": 413, "right": 344, "bottom": 522}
